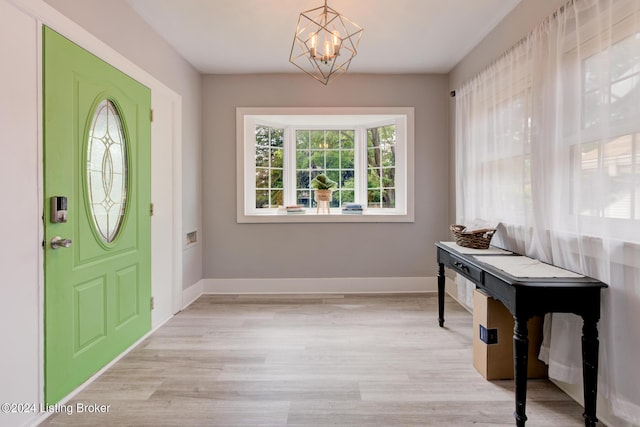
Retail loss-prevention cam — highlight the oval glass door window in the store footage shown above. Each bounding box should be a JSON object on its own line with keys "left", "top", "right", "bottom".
{"left": 87, "top": 99, "right": 128, "bottom": 243}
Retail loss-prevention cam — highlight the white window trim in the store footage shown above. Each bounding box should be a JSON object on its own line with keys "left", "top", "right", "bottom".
{"left": 236, "top": 107, "right": 415, "bottom": 223}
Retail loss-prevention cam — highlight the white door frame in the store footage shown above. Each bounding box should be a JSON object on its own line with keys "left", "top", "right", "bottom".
{"left": 9, "top": 0, "right": 183, "bottom": 404}
{"left": 151, "top": 89, "right": 184, "bottom": 327}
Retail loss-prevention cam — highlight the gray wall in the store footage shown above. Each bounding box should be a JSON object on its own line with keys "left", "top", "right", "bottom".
{"left": 202, "top": 73, "right": 450, "bottom": 279}
{"left": 44, "top": 0, "right": 203, "bottom": 289}
{"left": 449, "top": 0, "right": 566, "bottom": 88}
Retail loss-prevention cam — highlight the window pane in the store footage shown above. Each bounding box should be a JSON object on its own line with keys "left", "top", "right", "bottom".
{"left": 270, "top": 128, "right": 283, "bottom": 147}
{"left": 297, "top": 171, "right": 310, "bottom": 188}
{"left": 256, "top": 126, "right": 270, "bottom": 146}
{"left": 341, "top": 170, "right": 355, "bottom": 188}
{"left": 297, "top": 130, "right": 309, "bottom": 149}
{"left": 326, "top": 170, "right": 340, "bottom": 184}
{"left": 341, "top": 190, "right": 354, "bottom": 203}
{"left": 330, "top": 191, "right": 340, "bottom": 207}
{"left": 270, "top": 190, "right": 283, "bottom": 206}
{"left": 367, "top": 129, "right": 376, "bottom": 148}
{"left": 368, "top": 148, "right": 380, "bottom": 167}
{"left": 271, "top": 148, "right": 283, "bottom": 168}
{"left": 583, "top": 90, "right": 603, "bottom": 129}
{"left": 578, "top": 142, "right": 600, "bottom": 216}
{"left": 256, "top": 190, "right": 269, "bottom": 208}
{"left": 271, "top": 168, "right": 283, "bottom": 188}
{"left": 256, "top": 145, "right": 269, "bottom": 167}
{"left": 611, "top": 75, "right": 640, "bottom": 122}
{"left": 296, "top": 150, "right": 310, "bottom": 169}
{"left": 603, "top": 135, "right": 633, "bottom": 218}
{"left": 577, "top": 135, "right": 639, "bottom": 219}
{"left": 381, "top": 145, "right": 395, "bottom": 167}
{"left": 325, "top": 130, "right": 339, "bottom": 149}
{"left": 368, "top": 168, "right": 381, "bottom": 188}
{"left": 368, "top": 189, "right": 381, "bottom": 207}
{"left": 379, "top": 125, "right": 396, "bottom": 143}
{"left": 383, "top": 167, "right": 396, "bottom": 187}
{"left": 311, "top": 130, "right": 325, "bottom": 149}
{"left": 341, "top": 149, "right": 354, "bottom": 168}
{"left": 326, "top": 150, "right": 340, "bottom": 168}
{"left": 584, "top": 51, "right": 607, "bottom": 93}
{"left": 583, "top": 34, "right": 640, "bottom": 130}
{"left": 310, "top": 151, "right": 325, "bottom": 169}
{"left": 611, "top": 33, "right": 640, "bottom": 81}
{"left": 382, "top": 189, "right": 396, "bottom": 208}
{"left": 297, "top": 190, "right": 311, "bottom": 207}
{"left": 340, "top": 130, "right": 354, "bottom": 149}
{"left": 256, "top": 168, "right": 269, "bottom": 188}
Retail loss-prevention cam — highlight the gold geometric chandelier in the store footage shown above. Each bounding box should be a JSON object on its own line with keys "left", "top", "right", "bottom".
{"left": 289, "top": 0, "right": 364, "bottom": 85}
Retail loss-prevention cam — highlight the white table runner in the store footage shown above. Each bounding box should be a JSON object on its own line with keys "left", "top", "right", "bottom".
{"left": 474, "top": 255, "right": 584, "bottom": 278}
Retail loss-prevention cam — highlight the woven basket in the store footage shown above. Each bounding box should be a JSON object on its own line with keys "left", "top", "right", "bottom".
{"left": 450, "top": 224, "right": 496, "bottom": 249}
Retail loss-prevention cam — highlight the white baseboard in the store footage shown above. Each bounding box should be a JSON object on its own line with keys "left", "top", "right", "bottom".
{"left": 181, "top": 280, "right": 203, "bottom": 309}
{"left": 194, "top": 276, "right": 436, "bottom": 295}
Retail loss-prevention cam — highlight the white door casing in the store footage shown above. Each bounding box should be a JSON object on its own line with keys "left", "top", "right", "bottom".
{"left": 1, "top": 0, "right": 183, "bottom": 421}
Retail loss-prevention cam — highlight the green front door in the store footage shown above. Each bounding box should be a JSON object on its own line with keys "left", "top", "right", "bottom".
{"left": 43, "top": 27, "right": 151, "bottom": 404}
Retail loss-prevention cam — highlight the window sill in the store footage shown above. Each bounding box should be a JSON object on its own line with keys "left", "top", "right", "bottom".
{"left": 237, "top": 210, "right": 414, "bottom": 223}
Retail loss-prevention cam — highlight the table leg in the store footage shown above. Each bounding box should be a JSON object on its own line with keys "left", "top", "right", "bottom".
{"left": 582, "top": 316, "right": 600, "bottom": 427}
{"left": 437, "top": 262, "right": 445, "bottom": 327}
{"left": 513, "top": 318, "right": 529, "bottom": 427}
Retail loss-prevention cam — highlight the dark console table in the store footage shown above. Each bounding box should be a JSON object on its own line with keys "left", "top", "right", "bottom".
{"left": 436, "top": 242, "right": 607, "bottom": 427}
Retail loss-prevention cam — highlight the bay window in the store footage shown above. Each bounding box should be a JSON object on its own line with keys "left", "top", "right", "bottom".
{"left": 237, "top": 107, "right": 414, "bottom": 223}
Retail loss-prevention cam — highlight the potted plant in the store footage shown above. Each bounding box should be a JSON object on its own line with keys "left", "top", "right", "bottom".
{"left": 310, "top": 174, "right": 337, "bottom": 214}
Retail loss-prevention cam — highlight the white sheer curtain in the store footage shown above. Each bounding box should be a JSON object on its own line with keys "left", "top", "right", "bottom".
{"left": 455, "top": 0, "right": 640, "bottom": 424}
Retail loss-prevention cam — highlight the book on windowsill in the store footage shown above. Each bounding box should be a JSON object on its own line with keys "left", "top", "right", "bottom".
{"left": 277, "top": 205, "right": 304, "bottom": 214}
{"left": 284, "top": 205, "right": 305, "bottom": 214}
{"left": 342, "top": 203, "right": 363, "bottom": 214}
{"left": 342, "top": 203, "right": 362, "bottom": 210}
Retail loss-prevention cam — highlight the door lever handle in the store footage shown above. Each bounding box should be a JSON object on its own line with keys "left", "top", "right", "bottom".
{"left": 51, "top": 236, "right": 72, "bottom": 249}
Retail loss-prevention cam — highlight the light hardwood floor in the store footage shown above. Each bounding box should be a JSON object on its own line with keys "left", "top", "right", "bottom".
{"left": 41, "top": 293, "right": 588, "bottom": 426}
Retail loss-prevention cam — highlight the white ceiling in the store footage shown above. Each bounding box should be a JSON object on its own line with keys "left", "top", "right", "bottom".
{"left": 127, "top": 0, "right": 522, "bottom": 75}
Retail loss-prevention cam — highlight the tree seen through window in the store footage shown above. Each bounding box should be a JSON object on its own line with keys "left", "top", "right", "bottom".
{"left": 367, "top": 125, "right": 396, "bottom": 208}
{"left": 296, "top": 129, "right": 355, "bottom": 208}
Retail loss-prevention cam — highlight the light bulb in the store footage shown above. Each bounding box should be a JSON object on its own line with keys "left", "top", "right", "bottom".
{"left": 309, "top": 32, "right": 317, "bottom": 58}
{"left": 324, "top": 40, "right": 332, "bottom": 59}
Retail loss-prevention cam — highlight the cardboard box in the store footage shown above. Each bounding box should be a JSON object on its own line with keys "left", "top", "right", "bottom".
{"left": 472, "top": 289, "right": 548, "bottom": 380}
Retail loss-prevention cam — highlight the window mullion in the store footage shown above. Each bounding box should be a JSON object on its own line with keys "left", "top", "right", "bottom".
{"left": 394, "top": 116, "right": 406, "bottom": 213}
{"left": 284, "top": 127, "right": 296, "bottom": 207}
{"left": 245, "top": 118, "right": 256, "bottom": 215}
{"left": 355, "top": 126, "right": 368, "bottom": 208}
